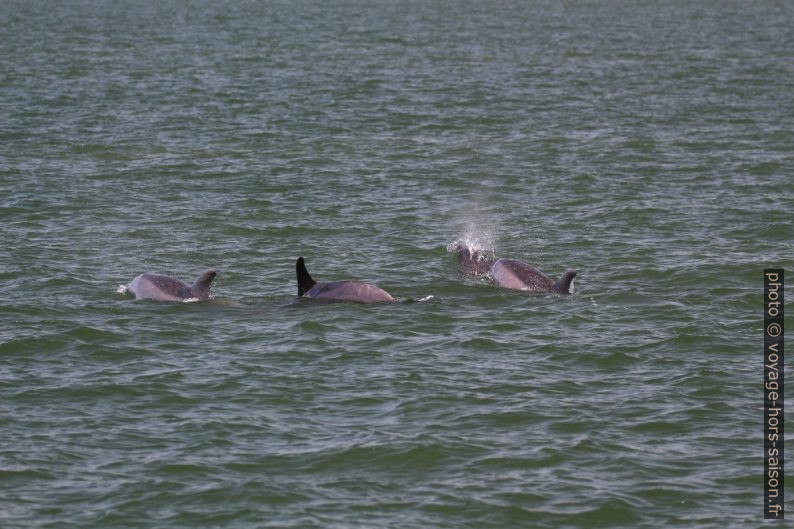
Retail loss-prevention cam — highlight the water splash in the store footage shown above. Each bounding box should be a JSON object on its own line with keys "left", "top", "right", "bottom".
{"left": 446, "top": 232, "right": 495, "bottom": 257}
{"left": 447, "top": 219, "right": 498, "bottom": 259}
{"left": 448, "top": 186, "right": 500, "bottom": 258}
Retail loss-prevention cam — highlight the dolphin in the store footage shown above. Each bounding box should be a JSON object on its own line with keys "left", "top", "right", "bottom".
{"left": 454, "top": 243, "right": 576, "bottom": 294}
{"left": 127, "top": 269, "right": 217, "bottom": 301}
{"left": 296, "top": 257, "right": 394, "bottom": 303}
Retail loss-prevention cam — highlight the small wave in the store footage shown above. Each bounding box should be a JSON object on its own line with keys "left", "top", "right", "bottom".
{"left": 401, "top": 294, "right": 437, "bottom": 304}
{"left": 182, "top": 297, "right": 200, "bottom": 303}
{"left": 116, "top": 284, "right": 130, "bottom": 295}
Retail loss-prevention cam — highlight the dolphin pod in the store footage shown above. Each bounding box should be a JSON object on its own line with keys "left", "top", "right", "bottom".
{"left": 453, "top": 242, "right": 576, "bottom": 294}
{"left": 124, "top": 246, "right": 576, "bottom": 303}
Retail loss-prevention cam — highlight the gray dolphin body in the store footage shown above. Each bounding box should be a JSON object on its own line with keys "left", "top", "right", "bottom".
{"left": 128, "top": 269, "right": 217, "bottom": 301}
{"left": 455, "top": 243, "right": 576, "bottom": 294}
{"left": 296, "top": 257, "right": 394, "bottom": 303}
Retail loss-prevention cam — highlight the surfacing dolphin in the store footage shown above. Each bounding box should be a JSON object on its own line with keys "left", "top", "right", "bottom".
{"left": 454, "top": 242, "right": 576, "bottom": 294}
{"left": 296, "top": 257, "right": 394, "bottom": 303}
{"left": 127, "top": 269, "right": 217, "bottom": 301}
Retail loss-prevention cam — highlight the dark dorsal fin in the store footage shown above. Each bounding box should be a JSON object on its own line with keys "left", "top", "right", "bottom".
{"left": 192, "top": 269, "right": 217, "bottom": 297}
{"left": 296, "top": 257, "right": 316, "bottom": 296}
{"left": 552, "top": 269, "right": 577, "bottom": 294}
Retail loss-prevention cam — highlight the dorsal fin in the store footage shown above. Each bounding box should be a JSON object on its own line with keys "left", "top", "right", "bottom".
{"left": 192, "top": 269, "right": 217, "bottom": 297}
{"left": 296, "top": 257, "right": 316, "bottom": 296}
{"left": 552, "top": 269, "right": 577, "bottom": 294}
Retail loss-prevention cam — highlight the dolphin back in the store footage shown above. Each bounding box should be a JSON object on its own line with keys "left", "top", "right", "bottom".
{"left": 297, "top": 257, "right": 393, "bottom": 303}
{"left": 129, "top": 273, "right": 195, "bottom": 301}
{"left": 491, "top": 259, "right": 576, "bottom": 294}
{"left": 307, "top": 281, "right": 394, "bottom": 303}
{"left": 491, "top": 258, "right": 555, "bottom": 291}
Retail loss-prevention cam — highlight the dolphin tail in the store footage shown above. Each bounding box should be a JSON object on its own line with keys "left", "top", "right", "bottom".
{"left": 192, "top": 269, "right": 217, "bottom": 297}
{"left": 552, "top": 269, "right": 577, "bottom": 294}
{"left": 296, "top": 257, "right": 317, "bottom": 296}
